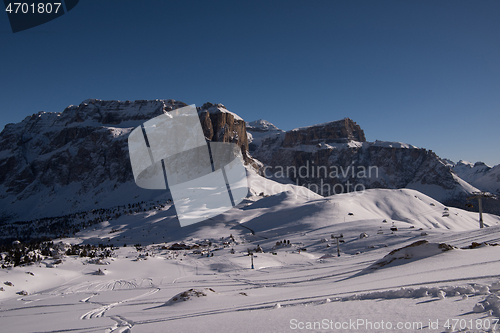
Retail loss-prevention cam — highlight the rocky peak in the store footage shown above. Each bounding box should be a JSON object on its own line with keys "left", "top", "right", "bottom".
{"left": 455, "top": 160, "right": 474, "bottom": 167}
{"left": 246, "top": 119, "right": 280, "bottom": 132}
{"left": 452, "top": 160, "right": 492, "bottom": 180}
{"left": 451, "top": 160, "right": 498, "bottom": 197}
{"left": 283, "top": 118, "right": 366, "bottom": 147}
{"left": 196, "top": 102, "right": 251, "bottom": 164}
{"left": 474, "top": 161, "right": 490, "bottom": 168}
{"left": 200, "top": 102, "right": 227, "bottom": 110}
{"left": 63, "top": 99, "right": 189, "bottom": 125}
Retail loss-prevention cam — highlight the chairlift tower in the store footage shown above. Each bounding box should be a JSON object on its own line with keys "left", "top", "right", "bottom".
{"left": 467, "top": 192, "right": 496, "bottom": 229}
{"left": 331, "top": 234, "right": 344, "bottom": 257}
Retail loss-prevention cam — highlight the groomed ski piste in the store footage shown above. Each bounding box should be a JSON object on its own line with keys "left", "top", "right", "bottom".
{"left": 2, "top": 169, "right": 500, "bottom": 333}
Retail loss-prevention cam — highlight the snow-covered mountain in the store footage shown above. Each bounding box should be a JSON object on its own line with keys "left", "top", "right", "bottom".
{"left": 246, "top": 119, "right": 285, "bottom": 153}
{"left": 449, "top": 160, "right": 500, "bottom": 195}
{"left": 1, "top": 99, "right": 498, "bottom": 229}
{"left": 0, "top": 99, "right": 254, "bottom": 223}
{"left": 247, "top": 119, "right": 489, "bottom": 211}
{"left": 452, "top": 160, "right": 492, "bottom": 184}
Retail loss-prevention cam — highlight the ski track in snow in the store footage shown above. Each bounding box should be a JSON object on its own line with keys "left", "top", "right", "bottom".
{"left": 81, "top": 288, "right": 159, "bottom": 320}
{"left": 53, "top": 278, "right": 154, "bottom": 295}
{"left": 121, "top": 280, "right": 500, "bottom": 330}
{"left": 109, "top": 315, "right": 134, "bottom": 333}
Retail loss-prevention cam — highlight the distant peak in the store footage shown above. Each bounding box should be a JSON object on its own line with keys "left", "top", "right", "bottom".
{"left": 81, "top": 98, "right": 100, "bottom": 104}
{"left": 474, "top": 161, "right": 489, "bottom": 167}
{"left": 456, "top": 160, "right": 473, "bottom": 166}
{"left": 455, "top": 160, "right": 491, "bottom": 169}
{"left": 246, "top": 119, "right": 280, "bottom": 132}
{"left": 200, "top": 102, "right": 226, "bottom": 110}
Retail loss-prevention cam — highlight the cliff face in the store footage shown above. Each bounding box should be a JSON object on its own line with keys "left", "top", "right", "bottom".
{"left": 283, "top": 118, "right": 366, "bottom": 147}
{"left": 1, "top": 99, "right": 173, "bottom": 196}
{"left": 197, "top": 102, "right": 250, "bottom": 164}
{"left": 247, "top": 120, "right": 486, "bottom": 211}
{"left": 0, "top": 99, "right": 254, "bottom": 222}
{"left": 253, "top": 141, "right": 466, "bottom": 195}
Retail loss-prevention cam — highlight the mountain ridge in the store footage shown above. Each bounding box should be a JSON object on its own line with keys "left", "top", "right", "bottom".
{"left": 246, "top": 118, "right": 499, "bottom": 214}
{"left": 1, "top": 99, "right": 499, "bottom": 226}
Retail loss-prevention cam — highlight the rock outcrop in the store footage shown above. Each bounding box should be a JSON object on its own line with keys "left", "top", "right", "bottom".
{"left": 283, "top": 118, "right": 366, "bottom": 147}
{"left": 197, "top": 102, "right": 251, "bottom": 164}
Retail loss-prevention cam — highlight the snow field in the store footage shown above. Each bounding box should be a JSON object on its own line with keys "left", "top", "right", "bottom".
{"left": 1, "top": 177, "right": 500, "bottom": 332}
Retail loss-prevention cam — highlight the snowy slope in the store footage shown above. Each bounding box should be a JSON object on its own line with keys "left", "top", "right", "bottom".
{"left": 407, "top": 172, "right": 480, "bottom": 203}
{"left": 1, "top": 173, "right": 500, "bottom": 332}
{"left": 22, "top": 170, "right": 492, "bottom": 248}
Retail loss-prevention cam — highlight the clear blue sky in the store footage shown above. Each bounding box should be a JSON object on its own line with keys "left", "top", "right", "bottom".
{"left": 1, "top": 0, "right": 499, "bottom": 165}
